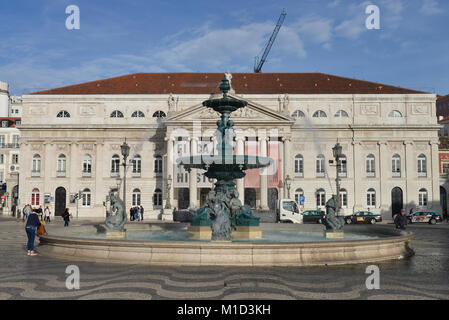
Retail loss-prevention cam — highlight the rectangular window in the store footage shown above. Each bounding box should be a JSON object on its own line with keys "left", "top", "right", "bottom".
{"left": 0, "top": 154, "right": 3, "bottom": 164}
{"left": 443, "top": 163, "right": 449, "bottom": 175}
{"left": 0, "top": 135, "right": 4, "bottom": 148}
{"left": 366, "top": 158, "right": 375, "bottom": 177}
{"left": 12, "top": 154, "right": 19, "bottom": 164}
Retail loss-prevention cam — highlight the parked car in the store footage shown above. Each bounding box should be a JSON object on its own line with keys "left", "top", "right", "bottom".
{"left": 173, "top": 210, "right": 195, "bottom": 222}
{"left": 301, "top": 210, "right": 325, "bottom": 224}
{"left": 345, "top": 211, "right": 382, "bottom": 225}
{"left": 407, "top": 211, "right": 442, "bottom": 225}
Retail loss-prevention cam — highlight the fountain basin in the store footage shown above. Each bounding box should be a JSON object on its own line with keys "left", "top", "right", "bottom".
{"left": 38, "top": 224, "right": 414, "bottom": 267}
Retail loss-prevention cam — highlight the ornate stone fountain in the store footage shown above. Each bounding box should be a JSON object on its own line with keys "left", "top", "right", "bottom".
{"left": 177, "top": 75, "right": 272, "bottom": 241}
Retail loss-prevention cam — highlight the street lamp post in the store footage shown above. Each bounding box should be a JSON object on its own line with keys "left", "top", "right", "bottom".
{"left": 165, "top": 174, "right": 172, "bottom": 209}
{"left": 332, "top": 143, "right": 343, "bottom": 216}
{"left": 120, "top": 140, "right": 130, "bottom": 215}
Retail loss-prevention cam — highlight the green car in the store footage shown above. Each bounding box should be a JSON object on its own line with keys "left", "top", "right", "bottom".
{"left": 345, "top": 211, "right": 383, "bottom": 225}
{"left": 407, "top": 211, "right": 442, "bottom": 224}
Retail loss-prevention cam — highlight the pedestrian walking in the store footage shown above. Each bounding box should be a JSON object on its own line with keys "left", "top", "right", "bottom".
{"left": 140, "top": 205, "right": 144, "bottom": 221}
{"left": 62, "top": 208, "right": 70, "bottom": 227}
{"left": 394, "top": 209, "right": 408, "bottom": 230}
{"left": 130, "top": 207, "right": 134, "bottom": 221}
{"left": 25, "top": 209, "right": 41, "bottom": 256}
{"left": 44, "top": 206, "right": 51, "bottom": 223}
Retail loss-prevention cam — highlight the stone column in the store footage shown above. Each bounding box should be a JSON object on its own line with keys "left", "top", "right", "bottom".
{"left": 378, "top": 141, "right": 389, "bottom": 214}
{"left": 279, "top": 139, "right": 285, "bottom": 198}
{"left": 404, "top": 141, "right": 415, "bottom": 212}
{"left": 352, "top": 141, "right": 363, "bottom": 212}
{"left": 95, "top": 142, "right": 104, "bottom": 213}
{"left": 260, "top": 137, "right": 269, "bottom": 210}
{"left": 165, "top": 136, "right": 175, "bottom": 209}
{"left": 236, "top": 136, "right": 245, "bottom": 204}
{"left": 430, "top": 141, "right": 442, "bottom": 213}
{"left": 70, "top": 142, "right": 78, "bottom": 194}
{"left": 283, "top": 136, "right": 292, "bottom": 191}
{"left": 189, "top": 137, "right": 198, "bottom": 208}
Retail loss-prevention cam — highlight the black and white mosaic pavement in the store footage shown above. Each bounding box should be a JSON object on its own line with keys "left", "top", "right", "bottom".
{"left": 0, "top": 216, "right": 448, "bottom": 300}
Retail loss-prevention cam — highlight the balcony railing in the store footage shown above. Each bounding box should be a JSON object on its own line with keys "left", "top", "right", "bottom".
{"left": 31, "top": 171, "right": 41, "bottom": 177}
{"left": 110, "top": 171, "right": 119, "bottom": 178}
{"left": 57, "top": 171, "right": 66, "bottom": 177}
{"left": 82, "top": 171, "right": 92, "bottom": 178}
{"left": 0, "top": 143, "right": 19, "bottom": 149}
{"left": 132, "top": 171, "right": 141, "bottom": 178}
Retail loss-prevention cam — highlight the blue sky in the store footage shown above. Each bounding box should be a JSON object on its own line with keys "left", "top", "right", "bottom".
{"left": 0, "top": 0, "right": 448, "bottom": 95}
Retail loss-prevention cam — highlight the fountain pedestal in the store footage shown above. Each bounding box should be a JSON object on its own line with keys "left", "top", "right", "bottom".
{"left": 106, "top": 231, "right": 126, "bottom": 239}
{"left": 187, "top": 226, "right": 212, "bottom": 240}
{"left": 325, "top": 231, "right": 344, "bottom": 239}
{"left": 232, "top": 226, "right": 262, "bottom": 239}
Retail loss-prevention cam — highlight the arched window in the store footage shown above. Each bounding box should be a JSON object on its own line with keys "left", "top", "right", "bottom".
{"left": 334, "top": 110, "right": 349, "bottom": 118}
{"left": 418, "top": 154, "right": 427, "bottom": 177}
{"left": 312, "top": 110, "right": 327, "bottom": 118}
{"left": 31, "top": 188, "right": 40, "bottom": 206}
{"left": 153, "top": 188, "right": 162, "bottom": 207}
{"left": 295, "top": 188, "right": 304, "bottom": 205}
{"left": 82, "top": 154, "right": 92, "bottom": 176}
{"left": 338, "top": 155, "right": 347, "bottom": 177}
{"left": 294, "top": 154, "right": 304, "bottom": 177}
{"left": 32, "top": 154, "right": 41, "bottom": 174}
{"left": 57, "top": 110, "right": 70, "bottom": 118}
{"left": 110, "top": 110, "right": 124, "bottom": 118}
{"left": 111, "top": 154, "right": 120, "bottom": 176}
{"left": 131, "top": 111, "right": 145, "bottom": 118}
{"left": 291, "top": 110, "right": 305, "bottom": 118}
{"left": 153, "top": 111, "right": 166, "bottom": 118}
{"left": 316, "top": 189, "right": 326, "bottom": 207}
{"left": 388, "top": 110, "right": 403, "bottom": 118}
{"left": 340, "top": 189, "right": 348, "bottom": 208}
{"left": 132, "top": 155, "right": 141, "bottom": 175}
{"left": 57, "top": 154, "right": 66, "bottom": 176}
{"left": 132, "top": 188, "right": 141, "bottom": 206}
{"left": 392, "top": 154, "right": 401, "bottom": 177}
{"left": 316, "top": 154, "right": 325, "bottom": 177}
{"left": 367, "top": 188, "right": 376, "bottom": 207}
{"left": 81, "top": 188, "right": 91, "bottom": 207}
{"left": 154, "top": 155, "right": 162, "bottom": 175}
{"left": 366, "top": 154, "right": 375, "bottom": 177}
{"left": 418, "top": 188, "right": 428, "bottom": 207}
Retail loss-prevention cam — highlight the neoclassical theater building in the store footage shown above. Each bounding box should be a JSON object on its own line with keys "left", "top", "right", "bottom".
{"left": 18, "top": 73, "right": 441, "bottom": 220}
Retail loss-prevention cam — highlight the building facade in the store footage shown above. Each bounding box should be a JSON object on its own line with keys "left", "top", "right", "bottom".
{"left": 0, "top": 82, "right": 21, "bottom": 213}
{"left": 17, "top": 73, "right": 441, "bottom": 220}
{"left": 437, "top": 94, "right": 449, "bottom": 118}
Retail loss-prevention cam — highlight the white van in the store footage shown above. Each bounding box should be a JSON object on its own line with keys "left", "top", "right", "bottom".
{"left": 276, "top": 199, "right": 303, "bottom": 224}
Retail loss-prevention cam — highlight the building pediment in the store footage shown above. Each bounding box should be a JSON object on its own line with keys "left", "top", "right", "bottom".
{"left": 165, "top": 94, "right": 294, "bottom": 125}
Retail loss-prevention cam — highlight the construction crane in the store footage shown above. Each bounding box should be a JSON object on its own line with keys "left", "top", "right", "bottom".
{"left": 253, "top": 8, "right": 287, "bottom": 73}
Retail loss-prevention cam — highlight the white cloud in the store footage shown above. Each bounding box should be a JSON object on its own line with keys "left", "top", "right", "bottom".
{"left": 420, "top": 0, "right": 444, "bottom": 15}
{"left": 153, "top": 22, "right": 306, "bottom": 71}
{"left": 293, "top": 15, "right": 334, "bottom": 48}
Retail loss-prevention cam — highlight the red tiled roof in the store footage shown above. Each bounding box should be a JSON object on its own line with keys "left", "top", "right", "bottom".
{"left": 30, "top": 73, "right": 426, "bottom": 95}
{"left": 437, "top": 94, "right": 449, "bottom": 102}
{"left": 0, "top": 117, "right": 21, "bottom": 128}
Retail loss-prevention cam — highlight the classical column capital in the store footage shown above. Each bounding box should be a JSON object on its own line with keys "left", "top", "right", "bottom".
{"left": 403, "top": 140, "right": 414, "bottom": 146}
{"left": 377, "top": 141, "right": 388, "bottom": 146}
{"left": 351, "top": 140, "right": 362, "bottom": 146}
{"left": 282, "top": 136, "right": 292, "bottom": 142}
{"left": 236, "top": 136, "right": 246, "bottom": 142}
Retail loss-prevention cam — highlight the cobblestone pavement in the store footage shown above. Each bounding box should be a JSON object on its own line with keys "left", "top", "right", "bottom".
{"left": 0, "top": 216, "right": 448, "bottom": 300}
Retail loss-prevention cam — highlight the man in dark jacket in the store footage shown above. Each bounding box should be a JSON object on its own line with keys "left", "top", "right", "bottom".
{"left": 25, "top": 211, "right": 41, "bottom": 256}
{"left": 140, "top": 206, "right": 144, "bottom": 221}
{"left": 395, "top": 209, "right": 408, "bottom": 230}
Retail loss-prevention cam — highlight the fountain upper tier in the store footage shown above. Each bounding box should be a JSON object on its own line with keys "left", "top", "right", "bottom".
{"left": 176, "top": 75, "right": 273, "bottom": 180}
